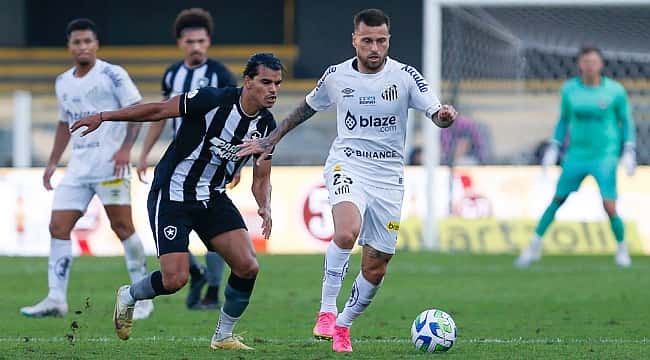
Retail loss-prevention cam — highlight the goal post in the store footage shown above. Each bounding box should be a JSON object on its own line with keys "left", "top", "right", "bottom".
{"left": 422, "top": 0, "right": 650, "bottom": 250}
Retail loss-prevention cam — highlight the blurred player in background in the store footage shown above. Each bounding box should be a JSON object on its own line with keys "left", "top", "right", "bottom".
{"left": 516, "top": 46, "right": 636, "bottom": 268}
{"left": 72, "top": 53, "right": 283, "bottom": 351}
{"left": 20, "top": 18, "right": 153, "bottom": 319}
{"left": 137, "top": 8, "right": 237, "bottom": 311}
{"left": 237, "top": 9, "right": 457, "bottom": 353}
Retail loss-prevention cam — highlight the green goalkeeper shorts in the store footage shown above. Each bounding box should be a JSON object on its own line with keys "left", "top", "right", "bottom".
{"left": 555, "top": 156, "right": 618, "bottom": 200}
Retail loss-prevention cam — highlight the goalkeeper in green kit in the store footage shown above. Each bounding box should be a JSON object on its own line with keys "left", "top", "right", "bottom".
{"left": 516, "top": 46, "right": 636, "bottom": 268}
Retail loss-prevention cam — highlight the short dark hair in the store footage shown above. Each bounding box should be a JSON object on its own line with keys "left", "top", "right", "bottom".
{"left": 174, "top": 8, "right": 213, "bottom": 39}
{"left": 578, "top": 46, "right": 603, "bottom": 59}
{"left": 353, "top": 8, "right": 390, "bottom": 31}
{"left": 66, "top": 18, "right": 98, "bottom": 40}
{"left": 243, "top": 53, "right": 284, "bottom": 79}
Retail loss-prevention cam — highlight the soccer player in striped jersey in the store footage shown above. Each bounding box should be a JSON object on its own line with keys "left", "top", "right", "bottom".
{"left": 516, "top": 46, "right": 637, "bottom": 268}
{"left": 20, "top": 18, "right": 153, "bottom": 320}
{"left": 237, "top": 9, "right": 457, "bottom": 353}
{"left": 137, "top": 8, "right": 237, "bottom": 311}
{"left": 72, "top": 53, "right": 283, "bottom": 351}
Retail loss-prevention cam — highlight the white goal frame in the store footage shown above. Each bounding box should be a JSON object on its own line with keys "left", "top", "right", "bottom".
{"left": 421, "top": 0, "right": 650, "bottom": 250}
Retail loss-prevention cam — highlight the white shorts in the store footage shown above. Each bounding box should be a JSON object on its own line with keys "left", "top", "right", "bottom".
{"left": 52, "top": 178, "right": 132, "bottom": 212}
{"left": 325, "top": 168, "right": 403, "bottom": 254}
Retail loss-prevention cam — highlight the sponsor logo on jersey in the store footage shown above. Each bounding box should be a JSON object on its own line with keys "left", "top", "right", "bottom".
{"left": 209, "top": 137, "right": 240, "bottom": 161}
{"left": 334, "top": 164, "right": 343, "bottom": 172}
{"left": 386, "top": 220, "right": 400, "bottom": 232}
{"left": 341, "top": 88, "right": 355, "bottom": 98}
{"left": 343, "top": 147, "right": 399, "bottom": 160}
{"left": 163, "top": 225, "right": 177, "bottom": 240}
{"left": 359, "top": 96, "right": 376, "bottom": 105}
{"left": 343, "top": 111, "right": 398, "bottom": 132}
{"left": 401, "top": 65, "right": 429, "bottom": 93}
{"left": 382, "top": 84, "right": 398, "bottom": 101}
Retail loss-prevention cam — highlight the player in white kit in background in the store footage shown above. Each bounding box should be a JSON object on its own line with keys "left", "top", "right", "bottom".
{"left": 237, "top": 8, "right": 457, "bottom": 352}
{"left": 20, "top": 18, "right": 153, "bottom": 320}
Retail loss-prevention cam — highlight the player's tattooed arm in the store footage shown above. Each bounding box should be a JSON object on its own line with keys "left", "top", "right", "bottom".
{"left": 272, "top": 100, "right": 317, "bottom": 141}
{"left": 237, "top": 100, "right": 317, "bottom": 161}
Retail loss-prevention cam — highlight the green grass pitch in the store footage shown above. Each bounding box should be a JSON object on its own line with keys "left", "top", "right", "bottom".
{"left": 1, "top": 253, "right": 649, "bottom": 359}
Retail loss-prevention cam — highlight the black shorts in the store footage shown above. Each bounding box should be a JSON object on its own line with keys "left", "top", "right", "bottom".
{"left": 147, "top": 190, "right": 247, "bottom": 256}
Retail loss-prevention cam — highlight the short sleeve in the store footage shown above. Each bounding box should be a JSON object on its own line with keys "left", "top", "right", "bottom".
{"left": 178, "top": 87, "right": 224, "bottom": 117}
{"left": 54, "top": 80, "right": 67, "bottom": 123}
{"left": 305, "top": 66, "right": 336, "bottom": 111}
{"left": 403, "top": 65, "right": 441, "bottom": 117}
{"left": 107, "top": 65, "right": 143, "bottom": 107}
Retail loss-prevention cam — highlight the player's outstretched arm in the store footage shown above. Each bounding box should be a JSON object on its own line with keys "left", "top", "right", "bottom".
{"left": 432, "top": 104, "right": 458, "bottom": 128}
{"left": 70, "top": 96, "right": 181, "bottom": 136}
{"left": 252, "top": 158, "right": 273, "bottom": 239}
{"left": 237, "top": 100, "right": 317, "bottom": 164}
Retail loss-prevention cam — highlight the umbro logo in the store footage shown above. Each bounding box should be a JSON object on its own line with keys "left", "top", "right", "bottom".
{"left": 342, "top": 88, "right": 355, "bottom": 95}
{"left": 164, "top": 225, "right": 177, "bottom": 240}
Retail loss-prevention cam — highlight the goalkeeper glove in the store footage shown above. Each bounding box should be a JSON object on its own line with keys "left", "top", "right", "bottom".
{"left": 541, "top": 141, "right": 560, "bottom": 170}
{"left": 621, "top": 144, "right": 636, "bottom": 176}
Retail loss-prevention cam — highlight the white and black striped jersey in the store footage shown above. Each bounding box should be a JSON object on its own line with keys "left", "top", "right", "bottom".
{"left": 151, "top": 87, "right": 276, "bottom": 202}
{"left": 161, "top": 59, "right": 237, "bottom": 134}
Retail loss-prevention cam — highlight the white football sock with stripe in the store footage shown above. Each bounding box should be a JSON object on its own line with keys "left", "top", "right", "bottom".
{"left": 47, "top": 238, "right": 72, "bottom": 303}
{"left": 319, "top": 241, "right": 352, "bottom": 314}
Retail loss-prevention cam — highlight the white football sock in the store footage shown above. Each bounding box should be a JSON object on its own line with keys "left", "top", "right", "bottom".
{"left": 121, "top": 233, "right": 148, "bottom": 283}
{"left": 47, "top": 238, "right": 72, "bottom": 303}
{"left": 336, "top": 272, "right": 380, "bottom": 328}
{"left": 214, "top": 309, "right": 239, "bottom": 341}
{"left": 319, "top": 241, "right": 352, "bottom": 314}
{"left": 529, "top": 234, "right": 543, "bottom": 252}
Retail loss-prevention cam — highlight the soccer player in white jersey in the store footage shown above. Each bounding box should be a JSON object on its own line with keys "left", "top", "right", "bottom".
{"left": 237, "top": 9, "right": 457, "bottom": 352}
{"left": 20, "top": 18, "right": 153, "bottom": 320}
{"left": 137, "top": 8, "right": 237, "bottom": 311}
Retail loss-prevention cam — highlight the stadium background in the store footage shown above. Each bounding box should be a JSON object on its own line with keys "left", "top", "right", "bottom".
{"left": 1, "top": 0, "right": 650, "bottom": 256}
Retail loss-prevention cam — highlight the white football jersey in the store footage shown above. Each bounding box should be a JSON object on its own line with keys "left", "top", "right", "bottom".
{"left": 306, "top": 57, "right": 441, "bottom": 189}
{"left": 55, "top": 59, "right": 142, "bottom": 185}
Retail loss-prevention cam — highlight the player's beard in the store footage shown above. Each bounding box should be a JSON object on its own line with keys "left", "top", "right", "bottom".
{"left": 362, "top": 54, "right": 386, "bottom": 71}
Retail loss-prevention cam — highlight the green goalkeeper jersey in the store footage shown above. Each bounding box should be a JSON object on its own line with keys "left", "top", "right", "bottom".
{"left": 552, "top": 76, "right": 636, "bottom": 161}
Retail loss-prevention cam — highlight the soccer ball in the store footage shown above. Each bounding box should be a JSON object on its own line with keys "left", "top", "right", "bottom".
{"left": 410, "top": 309, "right": 457, "bottom": 353}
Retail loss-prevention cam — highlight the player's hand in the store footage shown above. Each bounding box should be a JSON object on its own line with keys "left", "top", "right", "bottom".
{"left": 227, "top": 172, "right": 241, "bottom": 189}
{"left": 541, "top": 142, "right": 559, "bottom": 171}
{"left": 70, "top": 113, "right": 102, "bottom": 136}
{"left": 136, "top": 156, "right": 149, "bottom": 184}
{"left": 621, "top": 144, "right": 636, "bottom": 176}
{"left": 112, "top": 147, "right": 131, "bottom": 178}
{"left": 42, "top": 164, "right": 56, "bottom": 191}
{"left": 258, "top": 206, "right": 272, "bottom": 239}
{"left": 237, "top": 138, "right": 274, "bottom": 166}
{"left": 433, "top": 104, "right": 458, "bottom": 128}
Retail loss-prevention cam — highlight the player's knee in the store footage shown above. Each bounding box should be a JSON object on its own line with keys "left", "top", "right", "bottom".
{"left": 361, "top": 266, "right": 386, "bottom": 285}
{"left": 231, "top": 256, "right": 259, "bottom": 279}
{"left": 333, "top": 230, "right": 357, "bottom": 248}
{"left": 49, "top": 221, "right": 72, "bottom": 239}
{"left": 110, "top": 220, "right": 135, "bottom": 240}
{"left": 162, "top": 272, "right": 188, "bottom": 292}
{"left": 552, "top": 197, "right": 567, "bottom": 206}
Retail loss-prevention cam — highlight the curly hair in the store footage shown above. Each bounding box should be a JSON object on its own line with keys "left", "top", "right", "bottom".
{"left": 174, "top": 8, "right": 213, "bottom": 39}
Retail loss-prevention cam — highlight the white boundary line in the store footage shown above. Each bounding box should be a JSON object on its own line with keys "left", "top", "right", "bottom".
{"left": 2, "top": 336, "right": 649, "bottom": 344}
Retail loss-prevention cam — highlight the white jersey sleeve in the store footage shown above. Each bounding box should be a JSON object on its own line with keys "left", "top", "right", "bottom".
{"left": 401, "top": 64, "right": 441, "bottom": 118}
{"left": 54, "top": 76, "right": 67, "bottom": 123}
{"left": 104, "top": 64, "right": 142, "bottom": 107}
{"left": 305, "top": 66, "right": 337, "bottom": 111}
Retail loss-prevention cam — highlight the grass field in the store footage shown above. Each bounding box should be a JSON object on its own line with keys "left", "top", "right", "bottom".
{"left": 1, "top": 253, "right": 649, "bottom": 359}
